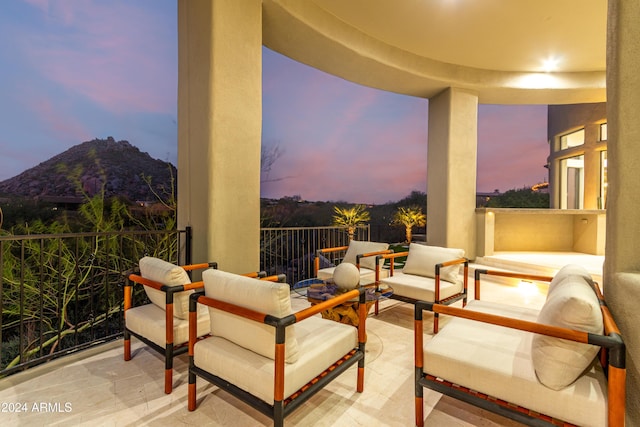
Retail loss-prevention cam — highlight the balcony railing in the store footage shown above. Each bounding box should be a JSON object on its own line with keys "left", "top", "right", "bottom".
{"left": 0, "top": 228, "right": 191, "bottom": 377}
{"left": 0, "top": 225, "right": 369, "bottom": 377}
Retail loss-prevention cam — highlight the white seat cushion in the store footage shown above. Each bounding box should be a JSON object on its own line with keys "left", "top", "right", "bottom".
{"left": 380, "top": 271, "right": 463, "bottom": 301}
{"left": 203, "top": 269, "right": 299, "bottom": 363}
{"left": 126, "top": 303, "right": 210, "bottom": 346}
{"left": 423, "top": 300, "right": 607, "bottom": 427}
{"left": 194, "top": 315, "right": 357, "bottom": 403}
{"left": 138, "top": 256, "right": 193, "bottom": 320}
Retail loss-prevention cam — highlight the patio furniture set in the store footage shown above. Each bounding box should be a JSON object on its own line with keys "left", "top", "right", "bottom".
{"left": 122, "top": 241, "right": 626, "bottom": 427}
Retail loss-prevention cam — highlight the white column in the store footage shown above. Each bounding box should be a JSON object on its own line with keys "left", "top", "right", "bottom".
{"left": 177, "top": 0, "right": 262, "bottom": 272}
{"left": 427, "top": 88, "right": 478, "bottom": 258}
{"left": 605, "top": 1, "right": 640, "bottom": 422}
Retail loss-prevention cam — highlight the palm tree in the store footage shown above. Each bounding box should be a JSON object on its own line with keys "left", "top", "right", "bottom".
{"left": 392, "top": 206, "right": 426, "bottom": 243}
{"left": 332, "top": 204, "right": 370, "bottom": 240}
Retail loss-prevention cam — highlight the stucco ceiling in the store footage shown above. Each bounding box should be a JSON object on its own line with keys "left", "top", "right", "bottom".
{"left": 262, "top": 0, "right": 608, "bottom": 104}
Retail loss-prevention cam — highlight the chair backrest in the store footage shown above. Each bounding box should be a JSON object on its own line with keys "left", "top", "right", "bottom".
{"left": 402, "top": 243, "right": 465, "bottom": 285}
{"left": 343, "top": 240, "right": 389, "bottom": 270}
{"left": 202, "top": 269, "right": 299, "bottom": 363}
{"left": 139, "top": 256, "right": 192, "bottom": 319}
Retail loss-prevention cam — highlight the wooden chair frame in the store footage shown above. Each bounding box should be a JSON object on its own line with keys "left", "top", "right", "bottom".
{"left": 124, "top": 263, "right": 280, "bottom": 394}
{"left": 414, "top": 269, "right": 626, "bottom": 426}
{"left": 313, "top": 244, "right": 392, "bottom": 278}
{"left": 188, "top": 287, "right": 368, "bottom": 427}
{"left": 374, "top": 251, "right": 468, "bottom": 333}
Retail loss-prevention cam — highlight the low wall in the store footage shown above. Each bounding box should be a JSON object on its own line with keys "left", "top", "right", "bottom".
{"left": 476, "top": 208, "right": 606, "bottom": 256}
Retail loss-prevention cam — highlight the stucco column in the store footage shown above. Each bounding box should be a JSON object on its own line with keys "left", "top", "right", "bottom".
{"left": 426, "top": 88, "right": 478, "bottom": 258}
{"left": 177, "top": 0, "right": 262, "bottom": 272}
{"left": 605, "top": 1, "right": 640, "bottom": 423}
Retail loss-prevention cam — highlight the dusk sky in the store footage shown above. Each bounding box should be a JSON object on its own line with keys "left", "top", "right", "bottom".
{"left": 1, "top": 0, "right": 549, "bottom": 205}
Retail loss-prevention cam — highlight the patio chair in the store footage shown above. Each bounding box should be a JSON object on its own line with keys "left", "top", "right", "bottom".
{"left": 188, "top": 269, "right": 368, "bottom": 427}
{"left": 314, "top": 240, "right": 392, "bottom": 285}
{"left": 123, "top": 256, "right": 283, "bottom": 393}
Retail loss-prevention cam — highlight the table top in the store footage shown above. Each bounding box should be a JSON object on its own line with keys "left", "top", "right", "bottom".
{"left": 293, "top": 279, "right": 393, "bottom": 302}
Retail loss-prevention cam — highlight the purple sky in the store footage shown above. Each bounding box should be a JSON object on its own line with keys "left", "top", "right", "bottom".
{"left": 0, "top": 0, "right": 549, "bottom": 205}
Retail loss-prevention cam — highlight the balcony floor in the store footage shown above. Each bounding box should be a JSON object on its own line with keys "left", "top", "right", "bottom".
{"left": 0, "top": 253, "right": 603, "bottom": 426}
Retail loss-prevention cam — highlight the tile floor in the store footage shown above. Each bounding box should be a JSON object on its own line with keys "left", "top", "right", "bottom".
{"left": 0, "top": 253, "right": 602, "bottom": 427}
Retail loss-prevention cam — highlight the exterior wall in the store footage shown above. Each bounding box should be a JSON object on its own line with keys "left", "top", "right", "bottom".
{"left": 476, "top": 208, "right": 606, "bottom": 256}
{"left": 547, "top": 103, "right": 607, "bottom": 209}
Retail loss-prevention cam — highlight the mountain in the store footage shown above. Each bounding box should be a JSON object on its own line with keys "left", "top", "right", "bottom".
{"left": 0, "top": 137, "right": 176, "bottom": 202}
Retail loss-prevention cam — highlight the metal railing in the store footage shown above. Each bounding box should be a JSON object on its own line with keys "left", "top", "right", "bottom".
{"left": 260, "top": 225, "right": 370, "bottom": 284}
{"left": 0, "top": 228, "right": 191, "bottom": 377}
{"left": 0, "top": 225, "right": 370, "bottom": 376}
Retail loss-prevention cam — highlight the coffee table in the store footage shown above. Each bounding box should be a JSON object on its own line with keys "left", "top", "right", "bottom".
{"left": 293, "top": 279, "right": 393, "bottom": 326}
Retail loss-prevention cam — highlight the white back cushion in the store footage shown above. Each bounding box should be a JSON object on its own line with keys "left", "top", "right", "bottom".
{"left": 548, "top": 264, "right": 593, "bottom": 296}
{"left": 342, "top": 240, "right": 389, "bottom": 270}
{"left": 203, "top": 269, "right": 299, "bottom": 363}
{"left": 531, "top": 274, "right": 603, "bottom": 390}
{"left": 402, "top": 244, "right": 465, "bottom": 284}
{"left": 139, "top": 256, "right": 192, "bottom": 319}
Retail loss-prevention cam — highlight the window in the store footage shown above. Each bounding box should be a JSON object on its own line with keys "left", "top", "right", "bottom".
{"left": 599, "top": 123, "right": 608, "bottom": 141}
{"left": 559, "top": 154, "right": 584, "bottom": 209}
{"left": 559, "top": 129, "right": 585, "bottom": 150}
{"left": 600, "top": 151, "right": 608, "bottom": 209}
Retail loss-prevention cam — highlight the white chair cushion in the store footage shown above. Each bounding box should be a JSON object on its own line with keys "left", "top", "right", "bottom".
{"left": 342, "top": 240, "right": 389, "bottom": 270}
{"left": 531, "top": 274, "right": 603, "bottom": 390}
{"left": 380, "top": 272, "right": 463, "bottom": 302}
{"left": 317, "top": 266, "right": 387, "bottom": 284}
{"left": 126, "top": 303, "right": 210, "bottom": 346}
{"left": 202, "top": 269, "right": 299, "bottom": 363}
{"left": 401, "top": 244, "right": 464, "bottom": 284}
{"left": 424, "top": 300, "right": 607, "bottom": 427}
{"left": 139, "top": 256, "right": 193, "bottom": 320}
{"left": 547, "top": 263, "right": 593, "bottom": 296}
{"left": 194, "top": 316, "right": 356, "bottom": 403}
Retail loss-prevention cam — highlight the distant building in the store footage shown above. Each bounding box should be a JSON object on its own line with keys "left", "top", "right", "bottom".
{"left": 547, "top": 102, "right": 607, "bottom": 209}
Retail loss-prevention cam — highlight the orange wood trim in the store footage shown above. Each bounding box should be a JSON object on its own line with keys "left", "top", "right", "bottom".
{"left": 481, "top": 270, "right": 554, "bottom": 282}
{"left": 182, "top": 262, "right": 213, "bottom": 271}
{"left": 197, "top": 295, "right": 268, "bottom": 323}
{"left": 434, "top": 275, "right": 441, "bottom": 302}
{"left": 164, "top": 369, "right": 172, "bottom": 394}
{"left": 314, "top": 255, "right": 320, "bottom": 276}
{"left": 128, "top": 274, "right": 166, "bottom": 291}
{"left": 124, "top": 338, "right": 131, "bottom": 361}
{"left": 475, "top": 273, "right": 481, "bottom": 300}
{"left": 274, "top": 343, "right": 285, "bottom": 401}
{"left": 357, "top": 366, "right": 364, "bottom": 392}
{"left": 433, "top": 304, "right": 590, "bottom": 343}
{"left": 439, "top": 257, "right": 466, "bottom": 267}
{"left": 189, "top": 310, "right": 197, "bottom": 356}
{"left": 608, "top": 365, "right": 626, "bottom": 427}
{"left": 166, "top": 304, "right": 174, "bottom": 344}
{"left": 294, "top": 289, "right": 360, "bottom": 322}
{"left": 123, "top": 285, "right": 132, "bottom": 313}
{"left": 319, "top": 245, "right": 349, "bottom": 254}
{"left": 260, "top": 275, "right": 282, "bottom": 282}
{"left": 359, "top": 249, "right": 393, "bottom": 258}
{"left": 188, "top": 383, "right": 197, "bottom": 411}
{"left": 182, "top": 281, "right": 205, "bottom": 291}
{"left": 414, "top": 319, "right": 423, "bottom": 369}
{"left": 243, "top": 271, "right": 260, "bottom": 278}
{"left": 415, "top": 397, "right": 424, "bottom": 427}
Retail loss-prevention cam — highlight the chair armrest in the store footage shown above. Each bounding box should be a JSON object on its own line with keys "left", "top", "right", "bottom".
{"left": 314, "top": 246, "right": 350, "bottom": 276}
{"left": 375, "top": 251, "right": 409, "bottom": 280}
{"left": 261, "top": 273, "right": 287, "bottom": 282}
{"left": 473, "top": 269, "right": 553, "bottom": 300}
{"left": 434, "top": 258, "right": 468, "bottom": 302}
{"left": 182, "top": 261, "right": 218, "bottom": 271}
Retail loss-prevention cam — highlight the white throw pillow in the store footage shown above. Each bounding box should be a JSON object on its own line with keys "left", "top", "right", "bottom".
{"left": 531, "top": 275, "right": 603, "bottom": 390}
{"left": 402, "top": 243, "right": 465, "bottom": 284}
{"left": 547, "top": 264, "right": 593, "bottom": 297}
{"left": 138, "top": 256, "right": 193, "bottom": 319}
{"left": 342, "top": 240, "right": 389, "bottom": 270}
{"left": 203, "top": 269, "right": 299, "bottom": 363}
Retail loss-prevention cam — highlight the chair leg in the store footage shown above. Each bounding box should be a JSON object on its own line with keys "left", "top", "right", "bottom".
{"left": 188, "top": 379, "right": 197, "bottom": 411}
{"left": 357, "top": 366, "right": 365, "bottom": 392}
{"left": 415, "top": 396, "right": 424, "bottom": 427}
{"left": 164, "top": 368, "right": 172, "bottom": 394}
{"left": 374, "top": 300, "right": 379, "bottom": 315}
{"left": 124, "top": 332, "right": 131, "bottom": 361}
{"left": 433, "top": 313, "right": 439, "bottom": 334}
